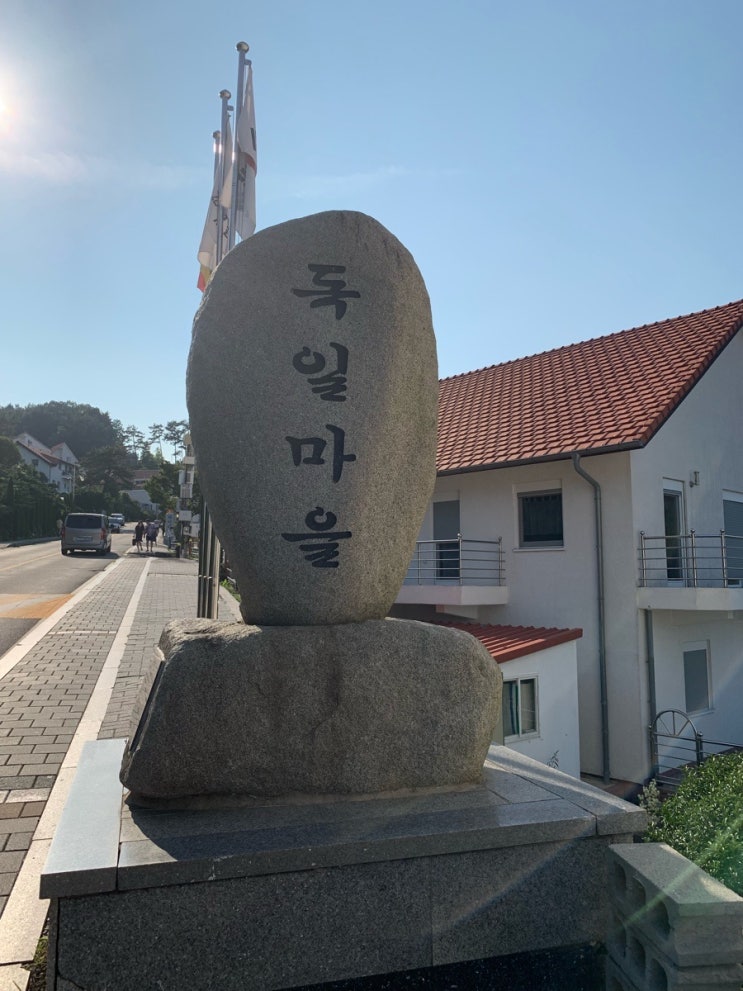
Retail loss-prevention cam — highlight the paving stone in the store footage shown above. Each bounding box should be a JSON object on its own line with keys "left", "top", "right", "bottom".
{"left": 4, "top": 832, "right": 31, "bottom": 852}
{"left": 0, "top": 853, "right": 24, "bottom": 874}
{"left": 7, "top": 790, "right": 49, "bottom": 804}
{"left": 0, "top": 552, "right": 199, "bottom": 932}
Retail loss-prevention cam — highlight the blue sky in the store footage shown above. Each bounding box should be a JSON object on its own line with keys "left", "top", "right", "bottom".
{"left": 2, "top": 0, "right": 743, "bottom": 438}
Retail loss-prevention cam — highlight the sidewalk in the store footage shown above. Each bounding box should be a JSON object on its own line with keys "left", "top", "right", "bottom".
{"left": 0, "top": 546, "right": 240, "bottom": 989}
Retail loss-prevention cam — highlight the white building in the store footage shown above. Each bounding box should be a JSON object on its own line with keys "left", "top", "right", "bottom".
{"left": 14, "top": 434, "right": 79, "bottom": 495}
{"left": 395, "top": 298, "right": 743, "bottom": 784}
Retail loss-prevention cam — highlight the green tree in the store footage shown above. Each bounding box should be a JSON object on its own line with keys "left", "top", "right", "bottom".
{"left": 148, "top": 423, "right": 164, "bottom": 459}
{"left": 122, "top": 425, "right": 146, "bottom": 458}
{"left": 79, "top": 445, "right": 134, "bottom": 498}
{"left": 163, "top": 420, "right": 189, "bottom": 461}
{"left": 645, "top": 753, "right": 743, "bottom": 895}
{"left": 138, "top": 447, "right": 160, "bottom": 469}
{"left": 145, "top": 461, "right": 179, "bottom": 513}
{"left": 0, "top": 463, "right": 64, "bottom": 540}
{"left": 0, "top": 436, "right": 20, "bottom": 469}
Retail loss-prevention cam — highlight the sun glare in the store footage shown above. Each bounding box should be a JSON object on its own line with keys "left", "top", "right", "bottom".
{"left": 0, "top": 70, "right": 20, "bottom": 138}
{"left": 0, "top": 93, "right": 12, "bottom": 136}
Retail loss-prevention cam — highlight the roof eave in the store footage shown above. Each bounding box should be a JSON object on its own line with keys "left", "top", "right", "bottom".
{"left": 437, "top": 440, "right": 644, "bottom": 477}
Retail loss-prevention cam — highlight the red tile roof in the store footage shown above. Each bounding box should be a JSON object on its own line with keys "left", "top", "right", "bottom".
{"left": 433, "top": 622, "right": 582, "bottom": 662}
{"left": 15, "top": 439, "right": 56, "bottom": 466}
{"left": 438, "top": 299, "right": 743, "bottom": 474}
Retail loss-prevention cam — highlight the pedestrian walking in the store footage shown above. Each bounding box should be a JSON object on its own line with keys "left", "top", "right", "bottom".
{"left": 145, "top": 521, "right": 158, "bottom": 554}
{"left": 135, "top": 521, "right": 145, "bottom": 554}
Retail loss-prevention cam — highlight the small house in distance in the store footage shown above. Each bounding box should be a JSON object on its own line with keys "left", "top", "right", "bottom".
{"left": 14, "top": 433, "right": 79, "bottom": 495}
{"left": 395, "top": 299, "right": 743, "bottom": 784}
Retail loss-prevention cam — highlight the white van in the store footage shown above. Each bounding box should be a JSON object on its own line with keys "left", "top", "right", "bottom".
{"left": 60, "top": 513, "right": 111, "bottom": 555}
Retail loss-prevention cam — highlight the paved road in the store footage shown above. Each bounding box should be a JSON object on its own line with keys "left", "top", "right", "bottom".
{"left": 0, "top": 532, "right": 134, "bottom": 660}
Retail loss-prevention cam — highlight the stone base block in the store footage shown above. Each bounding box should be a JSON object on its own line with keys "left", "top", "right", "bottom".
{"left": 120, "top": 618, "right": 501, "bottom": 805}
{"left": 43, "top": 741, "right": 646, "bottom": 991}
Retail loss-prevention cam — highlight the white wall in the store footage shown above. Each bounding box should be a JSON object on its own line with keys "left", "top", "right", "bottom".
{"left": 428, "top": 452, "right": 645, "bottom": 781}
{"left": 631, "top": 329, "right": 743, "bottom": 753}
{"left": 651, "top": 610, "right": 743, "bottom": 747}
{"left": 630, "top": 331, "right": 743, "bottom": 537}
{"left": 500, "top": 640, "right": 581, "bottom": 777}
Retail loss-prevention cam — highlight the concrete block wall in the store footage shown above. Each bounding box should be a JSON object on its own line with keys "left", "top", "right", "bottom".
{"left": 607, "top": 842, "right": 743, "bottom": 991}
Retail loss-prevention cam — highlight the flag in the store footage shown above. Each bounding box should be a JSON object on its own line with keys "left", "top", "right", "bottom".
{"left": 196, "top": 163, "right": 219, "bottom": 292}
{"left": 196, "top": 123, "right": 232, "bottom": 291}
{"left": 220, "top": 116, "right": 234, "bottom": 210}
{"left": 234, "top": 62, "right": 257, "bottom": 240}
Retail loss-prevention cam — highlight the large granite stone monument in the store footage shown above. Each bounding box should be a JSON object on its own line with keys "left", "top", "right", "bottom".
{"left": 43, "top": 210, "right": 646, "bottom": 991}
{"left": 120, "top": 210, "right": 502, "bottom": 805}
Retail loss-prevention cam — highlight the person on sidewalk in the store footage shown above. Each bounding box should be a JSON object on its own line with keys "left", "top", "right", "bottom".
{"left": 145, "top": 521, "right": 158, "bottom": 554}
{"left": 135, "top": 521, "right": 145, "bottom": 554}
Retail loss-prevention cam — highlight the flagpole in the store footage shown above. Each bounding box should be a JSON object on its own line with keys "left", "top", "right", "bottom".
{"left": 228, "top": 42, "right": 250, "bottom": 250}
{"left": 197, "top": 94, "right": 231, "bottom": 620}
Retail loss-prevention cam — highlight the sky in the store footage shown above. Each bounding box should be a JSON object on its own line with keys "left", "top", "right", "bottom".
{"left": 2, "top": 0, "right": 743, "bottom": 439}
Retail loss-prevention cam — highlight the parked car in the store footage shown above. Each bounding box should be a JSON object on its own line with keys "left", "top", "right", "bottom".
{"left": 60, "top": 513, "right": 111, "bottom": 555}
{"left": 109, "top": 513, "right": 125, "bottom": 532}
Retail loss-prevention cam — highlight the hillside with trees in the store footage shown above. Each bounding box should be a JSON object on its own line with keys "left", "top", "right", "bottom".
{"left": 0, "top": 402, "right": 121, "bottom": 459}
{"left": 0, "top": 403, "right": 191, "bottom": 540}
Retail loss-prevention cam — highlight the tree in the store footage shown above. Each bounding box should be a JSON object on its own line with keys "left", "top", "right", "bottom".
{"left": 0, "top": 463, "right": 64, "bottom": 540}
{"left": 148, "top": 423, "right": 164, "bottom": 459}
{"left": 122, "top": 425, "right": 146, "bottom": 458}
{"left": 0, "top": 436, "right": 20, "bottom": 469}
{"left": 644, "top": 753, "right": 743, "bottom": 896}
{"left": 145, "top": 461, "right": 179, "bottom": 513}
{"left": 0, "top": 402, "right": 120, "bottom": 458}
{"left": 79, "top": 445, "right": 134, "bottom": 498}
{"left": 163, "top": 420, "right": 189, "bottom": 461}
{"left": 139, "top": 447, "right": 160, "bottom": 469}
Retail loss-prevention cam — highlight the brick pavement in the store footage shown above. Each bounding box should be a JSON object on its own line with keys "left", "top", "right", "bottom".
{"left": 0, "top": 546, "right": 239, "bottom": 982}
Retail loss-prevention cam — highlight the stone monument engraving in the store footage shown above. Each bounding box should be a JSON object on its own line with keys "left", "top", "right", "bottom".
{"left": 120, "top": 210, "right": 501, "bottom": 805}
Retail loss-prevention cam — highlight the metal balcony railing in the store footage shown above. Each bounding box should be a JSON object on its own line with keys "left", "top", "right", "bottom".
{"left": 649, "top": 709, "right": 743, "bottom": 790}
{"left": 403, "top": 536, "right": 505, "bottom": 586}
{"left": 639, "top": 531, "right": 743, "bottom": 587}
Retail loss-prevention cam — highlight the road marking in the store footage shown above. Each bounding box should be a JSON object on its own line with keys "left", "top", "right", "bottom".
{"left": 0, "top": 559, "right": 124, "bottom": 683}
{"left": 0, "top": 595, "right": 73, "bottom": 620}
{"left": 0, "top": 550, "right": 60, "bottom": 574}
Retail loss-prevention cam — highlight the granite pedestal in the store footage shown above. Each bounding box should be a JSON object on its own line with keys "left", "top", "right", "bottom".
{"left": 42, "top": 740, "right": 645, "bottom": 991}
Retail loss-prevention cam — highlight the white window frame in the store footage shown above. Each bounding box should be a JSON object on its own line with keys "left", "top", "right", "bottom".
{"left": 515, "top": 480, "right": 564, "bottom": 550}
{"left": 682, "top": 640, "right": 712, "bottom": 715}
{"left": 502, "top": 676, "right": 539, "bottom": 740}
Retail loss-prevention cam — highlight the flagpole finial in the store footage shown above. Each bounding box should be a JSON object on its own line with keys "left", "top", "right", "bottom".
{"left": 236, "top": 41, "right": 250, "bottom": 53}
{"left": 220, "top": 89, "right": 231, "bottom": 100}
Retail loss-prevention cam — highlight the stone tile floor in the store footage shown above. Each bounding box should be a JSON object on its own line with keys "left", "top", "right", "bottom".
{"left": 0, "top": 547, "right": 238, "bottom": 985}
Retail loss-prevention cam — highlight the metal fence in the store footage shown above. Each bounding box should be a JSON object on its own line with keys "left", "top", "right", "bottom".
{"left": 0, "top": 498, "right": 61, "bottom": 542}
{"left": 649, "top": 708, "right": 743, "bottom": 789}
{"left": 403, "top": 536, "right": 505, "bottom": 586}
{"left": 639, "top": 531, "right": 743, "bottom": 587}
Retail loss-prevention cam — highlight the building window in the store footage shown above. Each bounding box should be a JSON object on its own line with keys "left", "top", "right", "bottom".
{"left": 683, "top": 642, "right": 710, "bottom": 714}
{"left": 502, "top": 677, "right": 538, "bottom": 739}
{"left": 723, "top": 491, "right": 743, "bottom": 584}
{"left": 519, "top": 490, "right": 563, "bottom": 547}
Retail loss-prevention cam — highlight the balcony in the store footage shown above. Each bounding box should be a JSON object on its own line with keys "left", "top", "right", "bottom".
{"left": 395, "top": 536, "right": 508, "bottom": 607}
{"left": 637, "top": 531, "right": 743, "bottom": 610}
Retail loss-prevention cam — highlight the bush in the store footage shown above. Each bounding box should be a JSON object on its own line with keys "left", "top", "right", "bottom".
{"left": 644, "top": 752, "right": 743, "bottom": 895}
